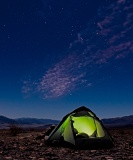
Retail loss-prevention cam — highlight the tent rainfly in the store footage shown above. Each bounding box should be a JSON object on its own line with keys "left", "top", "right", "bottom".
{"left": 45, "top": 106, "right": 114, "bottom": 149}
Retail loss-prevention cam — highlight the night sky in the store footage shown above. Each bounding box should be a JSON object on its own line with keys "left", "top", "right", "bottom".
{"left": 0, "top": 0, "right": 133, "bottom": 120}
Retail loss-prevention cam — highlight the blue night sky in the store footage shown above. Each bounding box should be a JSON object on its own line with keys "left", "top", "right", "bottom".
{"left": 0, "top": 0, "right": 133, "bottom": 120}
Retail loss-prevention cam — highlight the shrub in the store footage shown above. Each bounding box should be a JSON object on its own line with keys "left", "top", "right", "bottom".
{"left": 9, "top": 124, "right": 23, "bottom": 136}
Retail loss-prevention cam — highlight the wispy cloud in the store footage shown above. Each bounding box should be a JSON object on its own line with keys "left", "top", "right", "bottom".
{"left": 70, "top": 0, "right": 133, "bottom": 64}
{"left": 22, "top": 81, "right": 33, "bottom": 98}
{"left": 23, "top": 0, "right": 133, "bottom": 99}
{"left": 37, "top": 54, "right": 88, "bottom": 98}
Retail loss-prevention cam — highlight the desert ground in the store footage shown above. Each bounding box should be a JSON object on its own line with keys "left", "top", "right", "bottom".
{"left": 0, "top": 127, "right": 133, "bottom": 160}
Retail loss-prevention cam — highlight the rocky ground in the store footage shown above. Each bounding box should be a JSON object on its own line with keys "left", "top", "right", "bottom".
{"left": 0, "top": 128, "right": 133, "bottom": 160}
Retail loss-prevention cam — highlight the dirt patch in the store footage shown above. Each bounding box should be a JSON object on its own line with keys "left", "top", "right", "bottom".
{"left": 0, "top": 128, "right": 133, "bottom": 160}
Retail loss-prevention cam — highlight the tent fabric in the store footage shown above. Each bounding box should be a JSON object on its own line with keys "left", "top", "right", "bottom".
{"left": 45, "top": 106, "right": 114, "bottom": 149}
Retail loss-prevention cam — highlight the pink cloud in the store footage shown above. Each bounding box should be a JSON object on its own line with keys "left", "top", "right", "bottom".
{"left": 22, "top": 0, "right": 133, "bottom": 99}
{"left": 37, "top": 55, "right": 87, "bottom": 98}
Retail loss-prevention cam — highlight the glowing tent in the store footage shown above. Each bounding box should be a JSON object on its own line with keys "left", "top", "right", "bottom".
{"left": 45, "top": 106, "right": 113, "bottom": 149}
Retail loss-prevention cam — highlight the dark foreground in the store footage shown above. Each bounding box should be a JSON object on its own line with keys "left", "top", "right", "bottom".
{"left": 0, "top": 128, "right": 133, "bottom": 160}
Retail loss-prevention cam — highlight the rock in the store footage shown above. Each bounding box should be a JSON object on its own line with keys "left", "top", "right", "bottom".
{"left": 5, "top": 157, "right": 12, "bottom": 160}
{"left": 0, "top": 156, "right": 4, "bottom": 160}
{"left": 105, "top": 156, "right": 114, "bottom": 160}
{"left": 0, "top": 129, "right": 133, "bottom": 159}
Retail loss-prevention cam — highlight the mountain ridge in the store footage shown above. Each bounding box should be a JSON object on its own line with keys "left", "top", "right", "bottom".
{"left": 0, "top": 115, "right": 17, "bottom": 124}
{"left": 102, "top": 115, "right": 133, "bottom": 127}
{"left": 0, "top": 115, "right": 133, "bottom": 129}
{"left": 15, "top": 118, "right": 59, "bottom": 125}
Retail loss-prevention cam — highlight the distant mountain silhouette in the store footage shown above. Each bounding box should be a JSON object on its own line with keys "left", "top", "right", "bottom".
{"left": 102, "top": 115, "right": 133, "bottom": 127}
{"left": 15, "top": 118, "right": 59, "bottom": 125}
{"left": 0, "top": 115, "right": 133, "bottom": 129}
{"left": 0, "top": 116, "right": 59, "bottom": 129}
{"left": 0, "top": 115, "right": 17, "bottom": 124}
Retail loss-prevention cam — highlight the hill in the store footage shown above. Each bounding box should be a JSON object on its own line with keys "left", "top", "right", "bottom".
{"left": 0, "top": 115, "right": 133, "bottom": 129}
{"left": 0, "top": 115, "right": 17, "bottom": 124}
{"left": 15, "top": 118, "right": 59, "bottom": 125}
{"left": 102, "top": 115, "right": 133, "bottom": 127}
{"left": 0, "top": 115, "right": 17, "bottom": 129}
{"left": 0, "top": 116, "right": 59, "bottom": 129}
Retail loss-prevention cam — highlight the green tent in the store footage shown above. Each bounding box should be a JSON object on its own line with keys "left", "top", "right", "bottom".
{"left": 45, "top": 106, "right": 113, "bottom": 149}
